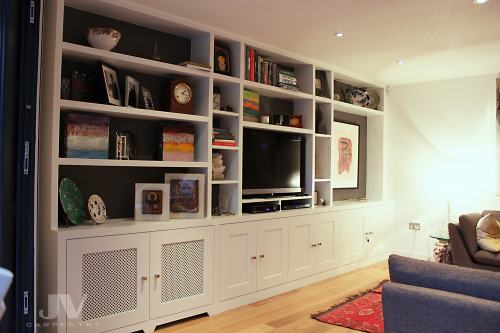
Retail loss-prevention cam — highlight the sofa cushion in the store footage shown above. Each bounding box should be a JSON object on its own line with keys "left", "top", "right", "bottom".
{"left": 459, "top": 213, "right": 482, "bottom": 255}
{"left": 482, "top": 210, "right": 500, "bottom": 220}
{"left": 474, "top": 250, "right": 500, "bottom": 267}
{"left": 476, "top": 214, "right": 500, "bottom": 252}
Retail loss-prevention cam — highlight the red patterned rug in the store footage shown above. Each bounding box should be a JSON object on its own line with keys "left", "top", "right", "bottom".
{"left": 312, "top": 281, "right": 387, "bottom": 333}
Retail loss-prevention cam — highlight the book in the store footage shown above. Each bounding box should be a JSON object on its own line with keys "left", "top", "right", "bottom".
{"left": 243, "top": 90, "right": 260, "bottom": 122}
{"left": 212, "top": 141, "right": 237, "bottom": 147}
{"left": 250, "top": 48, "right": 255, "bottom": 81}
{"left": 160, "top": 123, "right": 195, "bottom": 162}
{"left": 64, "top": 113, "right": 109, "bottom": 159}
{"left": 177, "top": 61, "right": 211, "bottom": 72}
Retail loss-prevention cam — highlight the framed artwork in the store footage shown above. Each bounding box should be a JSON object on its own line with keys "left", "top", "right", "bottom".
{"left": 214, "top": 46, "right": 230, "bottom": 75}
{"left": 124, "top": 76, "right": 139, "bottom": 108}
{"left": 134, "top": 183, "right": 170, "bottom": 221}
{"left": 315, "top": 70, "right": 330, "bottom": 98}
{"left": 141, "top": 87, "right": 155, "bottom": 110}
{"left": 333, "top": 121, "right": 360, "bottom": 189}
{"left": 164, "top": 173, "right": 205, "bottom": 219}
{"left": 101, "top": 64, "right": 121, "bottom": 106}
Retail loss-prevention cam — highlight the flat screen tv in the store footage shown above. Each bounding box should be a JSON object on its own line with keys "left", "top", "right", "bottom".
{"left": 243, "top": 129, "right": 305, "bottom": 195}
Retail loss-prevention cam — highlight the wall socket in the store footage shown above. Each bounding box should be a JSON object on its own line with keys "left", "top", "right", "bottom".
{"left": 409, "top": 222, "right": 421, "bottom": 231}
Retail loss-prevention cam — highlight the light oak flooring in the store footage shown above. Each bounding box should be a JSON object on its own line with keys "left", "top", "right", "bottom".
{"left": 156, "top": 261, "right": 388, "bottom": 333}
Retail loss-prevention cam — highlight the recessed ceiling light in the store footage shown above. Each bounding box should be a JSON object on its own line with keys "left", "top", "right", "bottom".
{"left": 335, "top": 32, "right": 345, "bottom": 38}
{"left": 396, "top": 59, "right": 405, "bottom": 64}
{"left": 473, "top": 0, "right": 488, "bottom": 4}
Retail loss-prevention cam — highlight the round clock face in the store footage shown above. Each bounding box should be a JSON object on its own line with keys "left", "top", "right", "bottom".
{"left": 88, "top": 194, "right": 107, "bottom": 224}
{"left": 173, "top": 82, "right": 192, "bottom": 105}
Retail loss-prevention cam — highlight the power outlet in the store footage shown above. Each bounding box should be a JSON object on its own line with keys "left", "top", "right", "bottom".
{"left": 409, "top": 222, "right": 421, "bottom": 231}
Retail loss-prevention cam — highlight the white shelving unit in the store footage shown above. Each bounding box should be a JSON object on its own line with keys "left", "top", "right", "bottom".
{"left": 38, "top": 1, "right": 388, "bottom": 332}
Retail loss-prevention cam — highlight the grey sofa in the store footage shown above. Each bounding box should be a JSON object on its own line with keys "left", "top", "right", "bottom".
{"left": 448, "top": 210, "right": 500, "bottom": 272}
{"left": 382, "top": 255, "right": 500, "bottom": 333}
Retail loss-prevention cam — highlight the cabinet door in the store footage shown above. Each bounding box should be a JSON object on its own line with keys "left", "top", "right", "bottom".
{"left": 150, "top": 226, "right": 214, "bottom": 319}
{"left": 257, "top": 218, "right": 288, "bottom": 290}
{"left": 366, "top": 205, "right": 390, "bottom": 257}
{"left": 219, "top": 222, "right": 257, "bottom": 300}
{"left": 315, "top": 212, "right": 340, "bottom": 273}
{"left": 288, "top": 216, "right": 316, "bottom": 281}
{"left": 340, "top": 208, "right": 368, "bottom": 266}
{"left": 66, "top": 234, "right": 149, "bottom": 333}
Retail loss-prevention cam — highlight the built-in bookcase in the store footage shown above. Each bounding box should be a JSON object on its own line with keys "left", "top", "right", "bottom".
{"left": 40, "top": 0, "right": 386, "bottom": 232}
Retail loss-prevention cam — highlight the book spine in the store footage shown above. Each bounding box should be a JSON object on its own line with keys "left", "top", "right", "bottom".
{"left": 246, "top": 47, "right": 250, "bottom": 80}
{"left": 257, "top": 56, "right": 262, "bottom": 83}
{"left": 212, "top": 141, "right": 237, "bottom": 147}
{"left": 263, "top": 59, "right": 268, "bottom": 85}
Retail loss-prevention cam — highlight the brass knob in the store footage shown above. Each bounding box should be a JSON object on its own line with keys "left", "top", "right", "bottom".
{"left": 251, "top": 256, "right": 257, "bottom": 260}
{"left": 311, "top": 244, "right": 316, "bottom": 247}
{"left": 317, "top": 243, "right": 322, "bottom": 246}
{"left": 141, "top": 276, "right": 148, "bottom": 281}
{"left": 259, "top": 254, "right": 265, "bottom": 258}
{"left": 154, "top": 274, "right": 161, "bottom": 278}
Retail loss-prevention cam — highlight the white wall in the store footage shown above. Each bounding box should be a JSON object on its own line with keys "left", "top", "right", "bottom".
{"left": 386, "top": 74, "right": 500, "bottom": 259}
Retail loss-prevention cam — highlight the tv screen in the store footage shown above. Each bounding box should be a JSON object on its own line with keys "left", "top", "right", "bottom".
{"left": 243, "top": 129, "right": 304, "bottom": 195}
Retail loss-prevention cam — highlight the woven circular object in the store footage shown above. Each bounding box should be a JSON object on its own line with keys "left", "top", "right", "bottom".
{"left": 59, "top": 178, "right": 85, "bottom": 226}
{"left": 87, "top": 194, "right": 107, "bottom": 224}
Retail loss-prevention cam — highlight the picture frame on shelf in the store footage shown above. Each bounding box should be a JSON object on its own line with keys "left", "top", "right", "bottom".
{"left": 164, "top": 173, "right": 205, "bottom": 219}
{"left": 333, "top": 121, "right": 360, "bottom": 189}
{"left": 124, "top": 76, "right": 139, "bottom": 108}
{"left": 134, "top": 183, "right": 170, "bottom": 221}
{"left": 315, "top": 70, "right": 330, "bottom": 98}
{"left": 101, "top": 64, "right": 121, "bottom": 106}
{"left": 214, "top": 46, "right": 230, "bottom": 75}
{"left": 141, "top": 87, "right": 155, "bottom": 110}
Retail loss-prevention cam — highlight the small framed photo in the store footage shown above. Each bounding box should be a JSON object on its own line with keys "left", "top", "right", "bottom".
{"left": 164, "top": 173, "right": 205, "bottom": 219}
{"left": 315, "top": 70, "right": 330, "bottom": 98}
{"left": 141, "top": 87, "right": 155, "bottom": 110}
{"left": 214, "top": 46, "right": 230, "bottom": 75}
{"left": 134, "top": 183, "right": 170, "bottom": 221}
{"left": 125, "top": 76, "right": 139, "bottom": 108}
{"left": 101, "top": 64, "right": 121, "bottom": 106}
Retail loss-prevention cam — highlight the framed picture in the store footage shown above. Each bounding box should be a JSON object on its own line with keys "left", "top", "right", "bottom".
{"left": 164, "top": 173, "right": 205, "bottom": 219}
{"left": 134, "top": 183, "right": 170, "bottom": 221}
{"left": 315, "top": 70, "right": 330, "bottom": 98}
{"left": 101, "top": 64, "right": 121, "bottom": 106}
{"left": 141, "top": 87, "right": 155, "bottom": 110}
{"left": 214, "top": 46, "right": 230, "bottom": 75}
{"left": 333, "top": 121, "right": 360, "bottom": 189}
{"left": 125, "top": 76, "right": 139, "bottom": 108}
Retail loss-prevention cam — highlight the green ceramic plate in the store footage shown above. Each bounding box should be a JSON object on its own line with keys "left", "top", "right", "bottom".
{"left": 59, "top": 178, "right": 85, "bottom": 226}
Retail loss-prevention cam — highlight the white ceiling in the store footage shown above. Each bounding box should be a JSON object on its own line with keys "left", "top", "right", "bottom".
{"left": 137, "top": 0, "right": 500, "bottom": 86}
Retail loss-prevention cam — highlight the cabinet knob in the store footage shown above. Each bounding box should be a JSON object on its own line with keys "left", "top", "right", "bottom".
{"left": 311, "top": 244, "right": 316, "bottom": 247}
{"left": 141, "top": 276, "right": 148, "bottom": 281}
{"left": 154, "top": 274, "right": 161, "bottom": 279}
{"left": 259, "top": 254, "right": 265, "bottom": 258}
{"left": 251, "top": 256, "right": 257, "bottom": 260}
{"left": 317, "top": 243, "right": 322, "bottom": 246}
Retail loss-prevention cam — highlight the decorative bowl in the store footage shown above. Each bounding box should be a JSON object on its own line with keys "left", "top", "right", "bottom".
{"left": 86, "top": 27, "right": 121, "bottom": 51}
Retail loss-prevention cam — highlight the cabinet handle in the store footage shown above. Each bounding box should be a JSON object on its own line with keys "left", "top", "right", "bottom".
{"left": 154, "top": 274, "right": 161, "bottom": 279}
{"left": 317, "top": 243, "right": 322, "bottom": 246}
{"left": 259, "top": 254, "right": 265, "bottom": 258}
{"left": 251, "top": 256, "right": 257, "bottom": 260}
{"left": 141, "top": 276, "right": 148, "bottom": 281}
{"left": 311, "top": 244, "right": 316, "bottom": 247}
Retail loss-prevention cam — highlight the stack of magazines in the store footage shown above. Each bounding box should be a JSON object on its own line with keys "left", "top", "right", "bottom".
{"left": 212, "top": 128, "right": 236, "bottom": 147}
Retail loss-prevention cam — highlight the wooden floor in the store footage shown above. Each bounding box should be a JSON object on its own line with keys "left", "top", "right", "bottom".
{"left": 157, "top": 261, "right": 388, "bottom": 333}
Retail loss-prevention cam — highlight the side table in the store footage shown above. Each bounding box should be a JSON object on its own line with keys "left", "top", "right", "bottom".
{"left": 430, "top": 234, "right": 452, "bottom": 264}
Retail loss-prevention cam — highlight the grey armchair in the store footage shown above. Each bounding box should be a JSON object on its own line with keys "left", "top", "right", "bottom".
{"left": 448, "top": 210, "right": 500, "bottom": 272}
{"left": 382, "top": 255, "right": 500, "bottom": 333}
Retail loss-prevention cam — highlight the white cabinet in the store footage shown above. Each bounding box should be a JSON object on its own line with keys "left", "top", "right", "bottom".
{"left": 219, "top": 222, "right": 257, "bottom": 300}
{"left": 66, "top": 234, "right": 150, "bottom": 333}
{"left": 219, "top": 218, "right": 288, "bottom": 300}
{"left": 257, "top": 218, "right": 289, "bottom": 290}
{"left": 288, "top": 212, "right": 339, "bottom": 281}
{"left": 340, "top": 205, "right": 391, "bottom": 266}
{"left": 150, "top": 227, "right": 214, "bottom": 319}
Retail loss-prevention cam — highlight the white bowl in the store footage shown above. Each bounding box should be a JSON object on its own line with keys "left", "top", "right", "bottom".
{"left": 86, "top": 28, "right": 121, "bottom": 51}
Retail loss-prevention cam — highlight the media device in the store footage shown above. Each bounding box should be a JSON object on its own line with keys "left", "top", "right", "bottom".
{"left": 243, "top": 202, "right": 281, "bottom": 214}
{"left": 281, "top": 202, "right": 312, "bottom": 210}
{"left": 243, "top": 129, "right": 305, "bottom": 195}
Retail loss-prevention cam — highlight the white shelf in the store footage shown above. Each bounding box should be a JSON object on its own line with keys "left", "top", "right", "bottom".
{"left": 58, "top": 158, "right": 209, "bottom": 168}
{"left": 211, "top": 145, "right": 240, "bottom": 151}
{"left": 242, "top": 121, "right": 313, "bottom": 134}
{"left": 314, "top": 133, "right": 331, "bottom": 138}
{"left": 314, "top": 178, "right": 330, "bottom": 182}
{"left": 60, "top": 100, "right": 210, "bottom": 123}
{"left": 212, "top": 109, "right": 239, "bottom": 118}
{"left": 243, "top": 80, "right": 312, "bottom": 100}
{"left": 333, "top": 100, "right": 383, "bottom": 117}
{"left": 211, "top": 180, "right": 239, "bottom": 185}
{"left": 314, "top": 96, "right": 332, "bottom": 104}
{"left": 242, "top": 195, "right": 312, "bottom": 204}
{"left": 62, "top": 42, "right": 211, "bottom": 79}
{"left": 212, "top": 72, "right": 241, "bottom": 84}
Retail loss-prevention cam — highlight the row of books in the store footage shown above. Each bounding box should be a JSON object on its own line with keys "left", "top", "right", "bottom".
{"left": 213, "top": 127, "right": 236, "bottom": 147}
{"left": 245, "top": 46, "right": 300, "bottom": 92}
